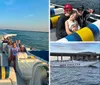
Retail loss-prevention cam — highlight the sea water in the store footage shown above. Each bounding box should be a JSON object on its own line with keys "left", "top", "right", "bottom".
{"left": 50, "top": 62, "right": 100, "bottom": 85}
{"left": 0, "top": 29, "right": 48, "bottom": 50}
{"left": 51, "top": 0, "right": 100, "bottom": 14}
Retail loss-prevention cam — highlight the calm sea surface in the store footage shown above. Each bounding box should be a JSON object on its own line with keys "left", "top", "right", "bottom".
{"left": 0, "top": 29, "right": 48, "bottom": 50}
{"left": 51, "top": 61, "right": 100, "bottom": 85}
{"left": 51, "top": 0, "right": 100, "bottom": 14}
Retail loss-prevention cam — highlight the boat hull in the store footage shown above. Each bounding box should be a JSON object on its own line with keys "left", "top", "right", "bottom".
{"left": 51, "top": 60, "right": 99, "bottom": 67}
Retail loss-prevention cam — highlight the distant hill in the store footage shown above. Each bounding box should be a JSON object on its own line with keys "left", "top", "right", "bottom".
{"left": 78, "top": 52, "right": 96, "bottom": 54}
{"left": 51, "top": 51, "right": 100, "bottom": 56}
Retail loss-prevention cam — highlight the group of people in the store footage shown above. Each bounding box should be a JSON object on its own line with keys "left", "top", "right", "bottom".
{"left": 2, "top": 38, "right": 26, "bottom": 69}
{"left": 56, "top": 4, "right": 94, "bottom": 40}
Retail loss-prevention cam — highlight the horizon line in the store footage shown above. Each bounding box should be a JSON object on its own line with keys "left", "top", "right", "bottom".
{"left": 0, "top": 28, "right": 49, "bottom": 32}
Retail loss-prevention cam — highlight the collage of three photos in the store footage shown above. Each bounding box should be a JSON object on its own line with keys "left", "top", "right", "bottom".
{"left": 50, "top": 0, "right": 100, "bottom": 85}
{"left": 0, "top": 0, "right": 100, "bottom": 85}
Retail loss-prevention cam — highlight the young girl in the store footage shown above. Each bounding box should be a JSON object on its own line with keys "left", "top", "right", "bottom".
{"left": 65, "top": 10, "right": 80, "bottom": 35}
{"left": 8, "top": 42, "right": 20, "bottom": 70}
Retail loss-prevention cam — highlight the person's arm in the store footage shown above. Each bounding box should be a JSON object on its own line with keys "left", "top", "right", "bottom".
{"left": 76, "top": 21, "right": 80, "bottom": 30}
{"left": 65, "top": 21, "right": 72, "bottom": 35}
{"left": 87, "top": 8, "right": 94, "bottom": 14}
{"left": 84, "top": 9, "right": 94, "bottom": 20}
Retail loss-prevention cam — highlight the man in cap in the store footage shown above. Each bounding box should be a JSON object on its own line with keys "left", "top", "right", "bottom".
{"left": 56, "top": 4, "right": 73, "bottom": 40}
{"left": 76, "top": 5, "right": 94, "bottom": 28}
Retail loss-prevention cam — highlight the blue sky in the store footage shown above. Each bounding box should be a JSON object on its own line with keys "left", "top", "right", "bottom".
{"left": 50, "top": 42, "right": 100, "bottom": 54}
{"left": 0, "top": 0, "right": 49, "bottom": 32}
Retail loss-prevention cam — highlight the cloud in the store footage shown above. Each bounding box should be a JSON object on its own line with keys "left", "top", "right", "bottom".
{"left": 50, "top": 43, "right": 99, "bottom": 53}
{"left": 69, "top": 43, "right": 89, "bottom": 51}
{"left": 3, "top": 0, "right": 15, "bottom": 5}
{"left": 24, "top": 14, "right": 34, "bottom": 18}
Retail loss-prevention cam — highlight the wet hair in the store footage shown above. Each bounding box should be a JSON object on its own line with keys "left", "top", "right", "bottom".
{"left": 70, "top": 10, "right": 77, "bottom": 15}
{"left": 12, "top": 42, "right": 16, "bottom": 45}
{"left": 69, "top": 10, "right": 78, "bottom": 19}
{"left": 14, "top": 40, "right": 17, "bottom": 43}
{"left": 8, "top": 41, "right": 12, "bottom": 45}
{"left": 70, "top": 10, "right": 78, "bottom": 16}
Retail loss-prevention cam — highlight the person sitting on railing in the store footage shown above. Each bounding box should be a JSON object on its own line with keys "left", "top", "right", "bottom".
{"left": 56, "top": 4, "right": 73, "bottom": 40}
{"left": 65, "top": 10, "right": 80, "bottom": 35}
{"left": 2, "top": 37, "right": 9, "bottom": 43}
{"left": 76, "top": 5, "right": 94, "bottom": 28}
{"left": 8, "top": 42, "right": 20, "bottom": 70}
{"left": 2, "top": 37, "right": 11, "bottom": 53}
{"left": 19, "top": 44, "right": 27, "bottom": 52}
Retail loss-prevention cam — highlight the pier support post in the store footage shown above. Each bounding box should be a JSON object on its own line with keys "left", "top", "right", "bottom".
{"left": 57, "top": 56, "right": 59, "bottom": 61}
{"left": 61, "top": 56, "right": 63, "bottom": 61}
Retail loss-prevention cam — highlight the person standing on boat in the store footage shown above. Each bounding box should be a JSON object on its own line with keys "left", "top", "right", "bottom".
{"left": 8, "top": 42, "right": 20, "bottom": 70}
{"left": 65, "top": 10, "right": 80, "bottom": 35}
{"left": 16, "top": 40, "right": 21, "bottom": 47}
{"left": 76, "top": 5, "right": 94, "bottom": 28}
{"left": 56, "top": 4, "right": 73, "bottom": 40}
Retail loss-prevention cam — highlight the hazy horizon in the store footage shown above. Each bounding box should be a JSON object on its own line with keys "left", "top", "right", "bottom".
{"left": 0, "top": 27, "right": 49, "bottom": 32}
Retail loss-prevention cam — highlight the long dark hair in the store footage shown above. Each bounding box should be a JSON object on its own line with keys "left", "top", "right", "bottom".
{"left": 70, "top": 10, "right": 78, "bottom": 18}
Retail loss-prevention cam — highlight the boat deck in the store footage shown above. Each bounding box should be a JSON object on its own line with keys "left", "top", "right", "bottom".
{"left": 0, "top": 33, "right": 49, "bottom": 85}
{"left": 1, "top": 50, "right": 27, "bottom": 85}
